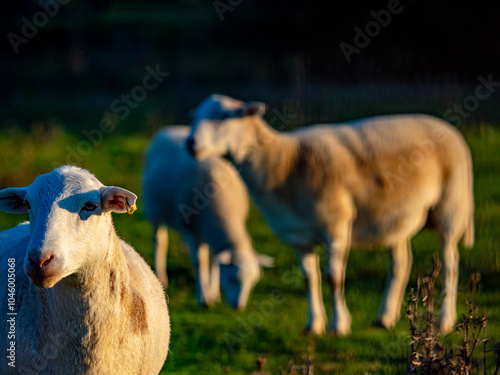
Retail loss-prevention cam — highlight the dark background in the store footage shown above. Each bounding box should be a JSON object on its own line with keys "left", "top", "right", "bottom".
{"left": 1, "top": 0, "right": 499, "bottom": 133}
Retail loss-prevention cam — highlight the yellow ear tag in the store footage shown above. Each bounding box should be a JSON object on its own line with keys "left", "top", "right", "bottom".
{"left": 125, "top": 199, "right": 137, "bottom": 215}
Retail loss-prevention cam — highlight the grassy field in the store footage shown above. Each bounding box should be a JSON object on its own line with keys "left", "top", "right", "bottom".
{"left": 0, "top": 124, "right": 499, "bottom": 374}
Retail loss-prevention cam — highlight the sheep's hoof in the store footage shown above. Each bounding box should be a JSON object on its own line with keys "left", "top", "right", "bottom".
{"left": 373, "top": 316, "right": 396, "bottom": 330}
{"left": 199, "top": 295, "right": 221, "bottom": 308}
{"left": 301, "top": 328, "right": 325, "bottom": 336}
{"left": 327, "top": 317, "right": 352, "bottom": 336}
{"left": 373, "top": 319, "right": 390, "bottom": 329}
{"left": 302, "top": 323, "right": 326, "bottom": 336}
{"left": 210, "top": 293, "right": 221, "bottom": 304}
{"left": 199, "top": 300, "right": 216, "bottom": 308}
{"left": 439, "top": 319, "right": 455, "bottom": 334}
{"left": 328, "top": 326, "right": 351, "bottom": 337}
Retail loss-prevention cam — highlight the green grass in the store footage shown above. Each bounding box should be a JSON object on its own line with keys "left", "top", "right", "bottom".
{"left": 0, "top": 124, "right": 499, "bottom": 374}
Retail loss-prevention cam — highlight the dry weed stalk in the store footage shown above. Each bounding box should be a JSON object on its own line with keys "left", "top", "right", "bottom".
{"left": 405, "top": 257, "right": 497, "bottom": 375}
{"left": 278, "top": 356, "right": 314, "bottom": 375}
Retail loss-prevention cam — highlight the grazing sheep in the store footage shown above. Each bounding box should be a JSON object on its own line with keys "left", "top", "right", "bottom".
{"left": 186, "top": 94, "right": 474, "bottom": 335}
{"left": 142, "top": 126, "right": 273, "bottom": 309}
{"left": 0, "top": 166, "right": 170, "bottom": 374}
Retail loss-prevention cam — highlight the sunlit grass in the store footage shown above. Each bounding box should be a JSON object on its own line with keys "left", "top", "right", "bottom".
{"left": 0, "top": 125, "right": 498, "bottom": 374}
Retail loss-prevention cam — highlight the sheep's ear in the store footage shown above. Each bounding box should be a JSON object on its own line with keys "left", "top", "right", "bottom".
{"left": 243, "top": 102, "right": 266, "bottom": 117}
{"left": 257, "top": 253, "right": 275, "bottom": 268}
{"left": 0, "top": 188, "right": 28, "bottom": 214}
{"left": 100, "top": 186, "right": 137, "bottom": 215}
{"left": 216, "top": 250, "right": 233, "bottom": 265}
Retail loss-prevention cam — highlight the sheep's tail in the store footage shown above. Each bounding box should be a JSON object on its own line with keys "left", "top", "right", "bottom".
{"left": 154, "top": 225, "right": 169, "bottom": 288}
{"left": 462, "top": 151, "right": 474, "bottom": 248}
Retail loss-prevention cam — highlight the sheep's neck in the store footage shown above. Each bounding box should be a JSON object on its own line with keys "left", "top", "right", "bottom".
{"left": 37, "top": 232, "right": 137, "bottom": 363}
{"left": 237, "top": 117, "right": 298, "bottom": 192}
{"left": 83, "top": 232, "right": 146, "bottom": 339}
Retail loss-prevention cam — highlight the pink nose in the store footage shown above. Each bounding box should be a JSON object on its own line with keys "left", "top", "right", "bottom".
{"left": 29, "top": 253, "right": 54, "bottom": 269}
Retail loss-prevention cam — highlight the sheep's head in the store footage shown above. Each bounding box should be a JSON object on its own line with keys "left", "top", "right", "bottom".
{"left": 217, "top": 250, "right": 275, "bottom": 310}
{"left": 0, "top": 166, "right": 137, "bottom": 288}
{"left": 186, "top": 94, "right": 266, "bottom": 161}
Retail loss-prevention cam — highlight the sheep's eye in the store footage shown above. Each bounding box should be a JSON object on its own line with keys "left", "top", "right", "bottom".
{"left": 82, "top": 202, "right": 98, "bottom": 212}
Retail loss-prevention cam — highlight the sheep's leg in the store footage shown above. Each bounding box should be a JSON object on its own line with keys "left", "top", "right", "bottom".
{"left": 187, "top": 238, "right": 214, "bottom": 306}
{"left": 375, "top": 239, "right": 413, "bottom": 329}
{"left": 296, "top": 249, "right": 327, "bottom": 335}
{"left": 326, "top": 223, "right": 352, "bottom": 336}
{"left": 209, "top": 255, "right": 221, "bottom": 303}
{"left": 440, "top": 234, "right": 459, "bottom": 333}
{"left": 197, "top": 243, "right": 213, "bottom": 305}
{"left": 153, "top": 224, "right": 169, "bottom": 288}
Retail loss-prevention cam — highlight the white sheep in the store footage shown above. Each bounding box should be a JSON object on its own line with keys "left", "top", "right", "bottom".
{"left": 142, "top": 126, "right": 273, "bottom": 309}
{"left": 0, "top": 166, "right": 170, "bottom": 374}
{"left": 186, "top": 94, "right": 474, "bottom": 336}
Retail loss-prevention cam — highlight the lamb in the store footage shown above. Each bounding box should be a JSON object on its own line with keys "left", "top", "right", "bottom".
{"left": 142, "top": 126, "right": 273, "bottom": 309}
{"left": 0, "top": 166, "right": 170, "bottom": 375}
{"left": 186, "top": 94, "right": 474, "bottom": 336}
